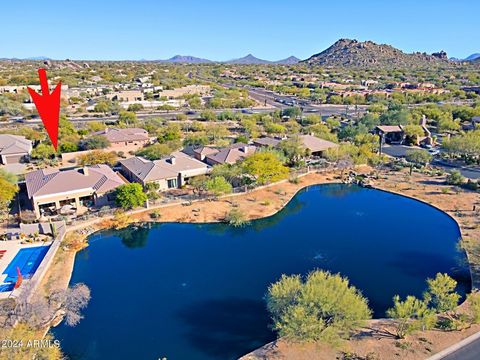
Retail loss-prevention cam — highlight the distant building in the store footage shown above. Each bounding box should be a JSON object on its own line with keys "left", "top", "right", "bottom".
{"left": 254, "top": 134, "right": 338, "bottom": 157}
{"left": 92, "top": 128, "right": 151, "bottom": 153}
{"left": 107, "top": 90, "right": 143, "bottom": 102}
{"left": 157, "top": 85, "right": 210, "bottom": 99}
{"left": 119, "top": 152, "right": 210, "bottom": 190}
{"left": 252, "top": 137, "right": 282, "bottom": 148}
{"left": 193, "top": 143, "right": 256, "bottom": 165}
{"left": 0, "top": 134, "right": 32, "bottom": 165}
{"left": 375, "top": 125, "right": 405, "bottom": 144}
{"left": 375, "top": 116, "right": 433, "bottom": 146}
{"left": 298, "top": 134, "right": 338, "bottom": 156}
{"left": 25, "top": 165, "right": 125, "bottom": 218}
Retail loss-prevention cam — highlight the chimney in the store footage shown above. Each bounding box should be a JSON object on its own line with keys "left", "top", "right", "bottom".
{"left": 168, "top": 156, "right": 176, "bottom": 165}
{"left": 82, "top": 167, "right": 89, "bottom": 176}
{"left": 240, "top": 146, "right": 248, "bottom": 153}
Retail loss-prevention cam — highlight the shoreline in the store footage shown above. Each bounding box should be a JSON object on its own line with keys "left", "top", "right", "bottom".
{"left": 36, "top": 168, "right": 480, "bottom": 359}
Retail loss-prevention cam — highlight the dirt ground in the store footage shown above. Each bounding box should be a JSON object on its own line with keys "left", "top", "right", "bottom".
{"left": 242, "top": 321, "right": 480, "bottom": 360}
{"left": 37, "top": 166, "right": 480, "bottom": 359}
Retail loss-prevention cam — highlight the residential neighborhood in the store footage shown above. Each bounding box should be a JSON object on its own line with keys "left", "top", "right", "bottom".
{"left": 1, "top": 2, "right": 480, "bottom": 360}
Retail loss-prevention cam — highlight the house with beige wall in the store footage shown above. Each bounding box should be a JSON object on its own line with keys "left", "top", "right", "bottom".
{"left": 119, "top": 152, "right": 210, "bottom": 191}
{"left": 25, "top": 165, "right": 125, "bottom": 218}
{"left": 93, "top": 128, "right": 151, "bottom": 153}
{"left": 0, "top": 135, "right": 32, "bottom": 165}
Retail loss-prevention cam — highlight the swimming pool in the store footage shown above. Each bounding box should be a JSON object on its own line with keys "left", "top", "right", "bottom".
{"left": 1, "top": 245, "right": 50, "bottom": 290}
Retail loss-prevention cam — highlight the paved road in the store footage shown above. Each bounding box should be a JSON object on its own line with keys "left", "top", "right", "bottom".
{"left": 440, "top": 338, "right": 480, "bottom": 360}
{"left": 432, "top": 159, "right": 480, "bottom": 180}
{"left": 246, "top": 86, "right": 368, "bottom": 117}
{"left": 382, "top": 145, "right": 480, "bottom": 179}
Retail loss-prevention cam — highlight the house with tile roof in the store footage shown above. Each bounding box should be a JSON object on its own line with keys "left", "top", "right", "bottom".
{"left": 253, "top": 134, "right": 337, "bottom": 157}
{"left": 92, "top": 127, "right": 151, "bottom": 153}
{"left": 25, "top": 164, "right": 126, "bottom": 218}
{"left": 0, "top": 134, "right": 32, "bottom": 165}
{"left": 298, "top": 134, "right": 338, "bottom": 156}
{"left": 119, "top": 151, "right": 210, "bottom": 190}
{"left": 193, "top": 143, "right": 256, "bottom": 165}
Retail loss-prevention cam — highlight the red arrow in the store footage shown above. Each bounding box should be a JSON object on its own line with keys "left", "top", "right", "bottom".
{"left": 28, "top": 69, "right": 61, "bottom": 150}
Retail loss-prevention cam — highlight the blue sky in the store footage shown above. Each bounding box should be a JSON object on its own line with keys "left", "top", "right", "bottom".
{"left": 3, "top": 0, "right": 479, "bottom": 60}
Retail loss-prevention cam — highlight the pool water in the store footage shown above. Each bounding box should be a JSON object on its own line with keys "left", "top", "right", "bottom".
{"left": 53, "top": 184, "right": 471, "bottom": 360}
{"left": 2, "top": 245, "right": 50, "bottom": 284}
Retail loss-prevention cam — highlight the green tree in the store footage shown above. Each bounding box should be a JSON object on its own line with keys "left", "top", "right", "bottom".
{"left": 445, "top": 170, "right": 465, "bottom": 185}
{"left": 118, "top": 110, "right": 137, "bottom": 126}
{"left": 158, "top": 123, "right": 182, "bottom": 143}
{"left": 115, "top": 183, "right": 147, "bottom": 210}
{"left": 31, "top": 143, "right": 56, "bottom": 159}
{"left": 442, "top": 130, "right": 480, "bottom": 163}
{"left": 0, "top": 169, "right": 18, "bottom": 221}
{"left": 281, "top": 107, "right": 302, "bottom": 119}
{"left": 242, "top": 152, "right": 289, "bottom": 185}
{"left": 467, "top": 292, "right": 480, "bottom": 324}
{"left": 279, "top": 137, "right": 306, "bottom": 167}
{"left": 206, "top": 124, "right": 230, "bottom": 144}
{"left": 225, "top": 208, "right": 249, "bottom": 227}
{"left": 424, "top": 273, "right": 460, "bottom": 315}
{"left": 241, "top": 118, "right": 260, "bottom": 139}
{"left": 199, "top": 110, "right": 217, "bottom": 121}
{"left": 136, "top": 143, "right": 177, "bottom": 160}
{"left": 127, "top": 103, "right": 144, "bottom": 112}
{"left": 59, "top": 141, "right": 79, "bottom": 153}
{"left": 386, "top": 295, "right": 436, "bottom": 339}
{"left": 94, "top": 100, "right": 111, "bottom": 113}
{"left": 267, "top": 270, "right": 372, "bottom": 343}
{"left": 205, "top": 176, "right": 232, "bottom": 196}
{"left": 87, "top": 121, "right": 107, "bottom": 132}
{"left": 405, "top": 149, "right": 432, "bottom": 174}
{"left": 188, "top": 96, "right": 202, "bottom": 109}
{"left": 403, "top": 125, "right": 425, "bottom": 145}
{"left": 77, "top": 150, "right": 117, "bottom": 166}
{"left": 81, "top": 135, "right": 111, "bottom": 150}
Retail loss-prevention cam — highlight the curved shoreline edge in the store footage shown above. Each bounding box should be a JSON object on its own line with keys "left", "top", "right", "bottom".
{"left": 42, "top": 170, "right": 479, "bottom": 358}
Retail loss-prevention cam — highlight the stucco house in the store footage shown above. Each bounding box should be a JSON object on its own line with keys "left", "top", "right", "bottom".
{"left": 0, "top": 135, "right": 32, "bottom": 165}
{"left": 93, "top": 128, "right": 151, "bottom": 153}
{"left": 298, "top": 134, "right": 339, "bottom": 156}
{"left": 119, "top": 151, "right": 210, "bottom": 190}
{"left": 253, "top": 135, "right": 337, "bottom": 157}
{"left": 25, "top": 164, "right": 125, "bottom": 218}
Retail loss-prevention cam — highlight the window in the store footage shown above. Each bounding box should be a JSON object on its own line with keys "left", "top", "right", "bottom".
{"left": 167, "top": 178, "right": 177, "bottom": 189}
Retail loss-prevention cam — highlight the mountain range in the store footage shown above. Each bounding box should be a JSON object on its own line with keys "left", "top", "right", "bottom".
{"left": 155, "top": 54, "right": 300, "bottom": 65}
{"left": 3, "top": 40, "right": 479, "bottom": 66}
{"left": 465, "top": 53, "right": 480, "bottom": 61}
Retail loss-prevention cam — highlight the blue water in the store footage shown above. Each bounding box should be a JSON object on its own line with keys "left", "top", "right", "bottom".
{"left": 53, "top": 184, "right": 470, "bottom": 360}
{"left": 2, "top": 245, "right": 50, "bottom": 285}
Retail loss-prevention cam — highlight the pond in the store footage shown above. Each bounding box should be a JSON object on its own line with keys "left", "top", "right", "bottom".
{"left": 53, "top": 184, "right": 471, "bottom": 360}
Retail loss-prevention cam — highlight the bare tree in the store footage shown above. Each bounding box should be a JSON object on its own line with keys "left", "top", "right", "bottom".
{"left": 49, "top": 283, "right": 91, "bottom": 326}
{"left": 0, "top": 282, "right": 91, "bottom": 329}
{"left": 337, "top": 156, "right": 354, "bottom": 179}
